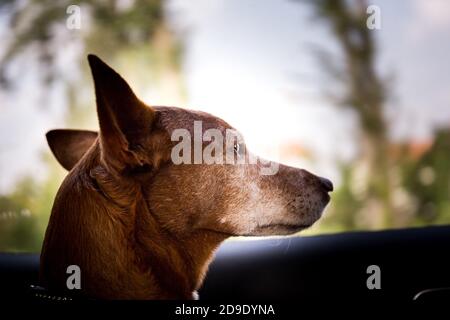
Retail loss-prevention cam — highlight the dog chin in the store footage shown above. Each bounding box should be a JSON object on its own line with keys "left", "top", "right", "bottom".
{"left": 250, "top": 206, "right": 328, "bottom": 236}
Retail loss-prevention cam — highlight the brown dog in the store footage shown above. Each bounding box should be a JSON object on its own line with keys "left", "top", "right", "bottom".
{"left": 40, "top": 55, "right": 333, "bottom": 299}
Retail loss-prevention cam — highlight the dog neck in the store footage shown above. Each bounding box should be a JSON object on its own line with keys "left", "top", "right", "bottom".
{"left": 78, "top": 145, "right": 228, "bottom": 299}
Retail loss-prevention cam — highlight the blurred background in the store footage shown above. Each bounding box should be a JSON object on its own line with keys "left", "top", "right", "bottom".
{"left": 0, "top": 0, "right": 449, "bottom": 252}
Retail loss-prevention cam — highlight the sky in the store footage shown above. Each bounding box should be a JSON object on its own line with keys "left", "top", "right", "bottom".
{"left": 166, "top": 0, "right": 450, "bottom": 178}
{"left": 1, "top": 0, "right": 450, "bottom": 192}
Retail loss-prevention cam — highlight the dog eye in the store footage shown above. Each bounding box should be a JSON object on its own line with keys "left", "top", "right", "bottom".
{"left": 233, "top": 142, "right": 240, "bottom": 154}
{"left": 234, "top": 142, "right": 244, "bottom": 156}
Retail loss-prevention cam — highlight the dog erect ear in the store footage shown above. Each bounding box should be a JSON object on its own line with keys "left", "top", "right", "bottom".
{"left": 46, "top": 129, "right": 98, "bottom": 171}
{"left": 87, "top": 54, "right": 156, "bottom": 173}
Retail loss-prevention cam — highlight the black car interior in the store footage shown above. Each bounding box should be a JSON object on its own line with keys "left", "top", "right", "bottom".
{"left": 1, "top": 225, "right": 449, "bottom": 304}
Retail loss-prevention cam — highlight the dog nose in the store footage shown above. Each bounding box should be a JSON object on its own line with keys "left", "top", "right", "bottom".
{"left": 319, "top": 177, "right": 333, "bottom": 192}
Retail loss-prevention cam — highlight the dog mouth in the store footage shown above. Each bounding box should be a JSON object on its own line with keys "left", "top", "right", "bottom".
{"left": 257, "top": 195, "right": 331, "bottom": 236}
{"left": 248, "top": 223, "right": 313, "bottom": 236}
{"left": 260, "top": 223, "right": 311, "bottom": 230}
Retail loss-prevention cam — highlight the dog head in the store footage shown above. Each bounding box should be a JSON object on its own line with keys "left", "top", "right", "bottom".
{"left": 47, "top": 55, "right": 332, "bottom": 238}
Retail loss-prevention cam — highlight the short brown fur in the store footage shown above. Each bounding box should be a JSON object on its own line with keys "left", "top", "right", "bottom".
{"left": 40, "top": 55, "right": 332, "bottom": 299}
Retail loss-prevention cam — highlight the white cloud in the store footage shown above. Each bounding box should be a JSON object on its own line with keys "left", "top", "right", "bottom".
{"left": 416, "top": 0, "right": 450, "bottom": 28}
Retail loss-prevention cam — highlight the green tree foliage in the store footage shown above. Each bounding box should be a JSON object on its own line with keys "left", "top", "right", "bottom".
{"left": 0, "top": 0, "right": 171, "bottom": 82}
{"left": 402, "top": 129, "right": 450, "bottom": 225}
{"left": 300, "top": 0, "right": 393, "bottom": 229}
{"left": 302, "top": 0, "right": 450, "bottom": 231}
{"left": 0, "top": 0, "right": 182, "bottom": 252}
{"left": 0, "top": 155, "right": 66, "bottom": 252}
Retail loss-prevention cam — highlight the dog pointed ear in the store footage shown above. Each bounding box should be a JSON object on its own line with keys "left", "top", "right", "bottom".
{"left": 46, "top": 129, "right": 98, "bottom": 171}
{"left": 87, "top": 54, "right": 156, "bottom": 173}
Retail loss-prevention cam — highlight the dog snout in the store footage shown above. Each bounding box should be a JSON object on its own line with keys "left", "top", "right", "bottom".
{"left": 318, "top": 177, "right": 333, "bottom": 192}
